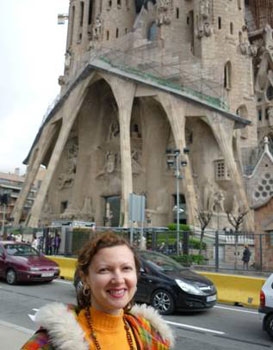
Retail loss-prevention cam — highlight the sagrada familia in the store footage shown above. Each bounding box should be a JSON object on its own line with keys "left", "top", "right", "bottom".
{"left": 13, "top": 0, "right": 273, "bottom": 232}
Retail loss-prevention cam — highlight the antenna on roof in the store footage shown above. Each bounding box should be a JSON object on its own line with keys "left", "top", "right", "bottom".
{"left": 57, "top": 14, "right": 68, "bottom": 25}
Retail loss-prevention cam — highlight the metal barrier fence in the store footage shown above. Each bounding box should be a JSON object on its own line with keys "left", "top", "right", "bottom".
{"left": 2, "top": 226, "right": 272, "bottom": 272}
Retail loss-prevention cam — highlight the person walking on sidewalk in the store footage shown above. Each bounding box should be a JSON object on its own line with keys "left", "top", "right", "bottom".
{"left": 21, "top": 231, "right": 174, "bottom": 350}
{"left": 242, "top": 245, "right": 251, "bottom": 270}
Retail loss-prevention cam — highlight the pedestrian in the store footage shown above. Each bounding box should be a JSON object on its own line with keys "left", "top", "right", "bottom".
{"left": 32, "top": 236, "right": 39, "bottom": 250}
{"left": 242, "top": 245, "right": 251, "bottom": 270}
{"left": 53, "top": 233, "right": 61, "bottom": 255}
{"left": 21, "top": 231, "right": 174, "bottom": 349}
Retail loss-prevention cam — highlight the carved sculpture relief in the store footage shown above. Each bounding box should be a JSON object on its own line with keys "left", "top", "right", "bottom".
{"left": 156, "top": 0, "right": 172, "bottom": 26}
{"left": 80, "top": 197, "right": 95, "bottom": 221}
{"left": 97, "top": 150, "right": 120, "bottom": 177}
{"left": 197, "top": 0, "right": 212, "bottom": 38}
{"left": 255, "top": 25, "right": 273, "bottom": 96}
{"left": 58, "top": 137, "right": 78, "bottom": 190}
{"left": 108, "top": 120, "right": 120, "bottom": 141}
{"left": 239, "top": 28, "right": 257, "bottom": 57}
{"left": 131, "top": 149, "right": 143, "bottom": 175}
{"left": 92, "top": 14, "right": 102, "bottom": 41}
{"left": 203, "top": 182, "right": 225, "bottom": 213}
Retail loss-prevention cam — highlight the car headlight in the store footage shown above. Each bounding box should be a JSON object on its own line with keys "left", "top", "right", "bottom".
{"left": 175, "top": 279, "right": 206, "bottom": 296}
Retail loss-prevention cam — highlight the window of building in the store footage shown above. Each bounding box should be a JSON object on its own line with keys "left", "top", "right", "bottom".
{"left": 69, "top": 6, "right": 75, "bottom": 47}
{"left": 258, "top": 109, "right": 262, "bottom": 121}
{"left": 80, "top": 1, "right": 84, "bottom": 27}
{"left": 60, "top": 201, "right": 68, "bottom": 213}
{"left": 215, "top": 160, "right": 230, "bottom": 181}
{"left": 176, "top": 8, "right": 180, "bottom": 19}
{"left": 88, "top": 0, "right": 93, "bottom": 25}
{"left": 265, "top": 108, "right": 270, "bottom": 120}
{"left": 106, "top": 30, "right": 110, "bottom": 40}
{"left": 266, "top": 86, "right": 273, "bottom": 101}
{"left": 218, "top": 17, "right": 222, "bottom": 30}
{"left": 230, "top": 22, "right": 233, "bottom": 35}
{"left": 224, "top": 61, "right": 232, "bottom": 90}
{"left": 125, "top": 28, "right": 128, "bottom": 34}
{"left": 117, "top": 0, "right": 121, "bottom": 8}
{"left": 116, "top": 28, "right": 119, "bottom": 38}
{"left": 147, "top": 22, "right": 157, "bottom": 41}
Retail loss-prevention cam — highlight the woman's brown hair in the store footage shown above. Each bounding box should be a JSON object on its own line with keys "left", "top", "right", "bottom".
{"left": 76, "top": 231, "right": 140, "bottom": 311}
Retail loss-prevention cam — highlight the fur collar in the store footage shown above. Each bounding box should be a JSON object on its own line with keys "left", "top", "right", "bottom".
{"left": 35, "top": 303, "right": 174, "bottom": 349}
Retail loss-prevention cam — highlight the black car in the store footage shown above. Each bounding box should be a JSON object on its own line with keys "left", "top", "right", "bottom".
{"left": 74, "top": 250, "right": 217, "bottom": 315}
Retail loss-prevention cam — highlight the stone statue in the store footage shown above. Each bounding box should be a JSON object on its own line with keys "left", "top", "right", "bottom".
{"left": 108, "top": 121, "right": 120, "bottom": 140}
{"left": 92, "top": 14, "right": 102, "bottom": 41}
{"left": 197, "top": 0, "right": 212, "bottom": 38}
{"left": 131, "top": 149, "right": 142, "bottom": 174}
{"left": 58, "top": 138, "right": 78, "bottom": 190}
{"left": 80, "top": 197, "right": 95, "bottom": 221}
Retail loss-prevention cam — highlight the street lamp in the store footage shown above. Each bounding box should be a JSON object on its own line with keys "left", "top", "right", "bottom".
{"left": 166, "top": 148, "right": 188, "bottom": 255}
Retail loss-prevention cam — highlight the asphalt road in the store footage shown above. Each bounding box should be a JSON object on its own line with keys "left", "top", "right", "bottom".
{"left": 0, "top": 279, "right": 272, "bottom": 350}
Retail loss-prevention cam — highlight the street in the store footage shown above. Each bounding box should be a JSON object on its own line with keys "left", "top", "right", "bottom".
{"left": 0, "top": 279, "right": 272, "bottom": 349}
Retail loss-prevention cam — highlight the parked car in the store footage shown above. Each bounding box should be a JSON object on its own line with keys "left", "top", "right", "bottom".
{"left": 0, "top": 241, "right": 60, "bottom": 285}
{"left": 259, "top": 273, "right": 273, "bottom": 340}
{"left": 74, "top": 250, "right": 217, "bottom": 315}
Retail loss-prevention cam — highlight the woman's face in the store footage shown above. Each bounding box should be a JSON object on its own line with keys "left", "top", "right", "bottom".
{"left": 85, "top": 245, "right": 137, "bottom": 315}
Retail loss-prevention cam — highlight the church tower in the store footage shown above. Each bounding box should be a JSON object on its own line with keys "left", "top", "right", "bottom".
{"left": 63, "top": 0, "right": 136, "bottom": 85}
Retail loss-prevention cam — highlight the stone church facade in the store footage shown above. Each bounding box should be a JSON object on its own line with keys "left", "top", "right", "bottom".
{"left": 13, "top": 0, "right": 273, "bottom": 231}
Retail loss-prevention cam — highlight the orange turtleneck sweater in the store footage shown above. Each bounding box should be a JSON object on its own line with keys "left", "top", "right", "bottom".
{"left": 77, "top": 307, "right": 138, "bottom": 350}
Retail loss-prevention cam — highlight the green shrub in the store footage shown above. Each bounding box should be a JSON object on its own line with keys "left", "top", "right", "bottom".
{"left": 171, "top": 254, "right": 205, "bottom": 266}
{"left": 167, "top": 223, "right": 191, "bottom": 232}
{"left": 188, "top": 237, "right": 207, "bottom": 250}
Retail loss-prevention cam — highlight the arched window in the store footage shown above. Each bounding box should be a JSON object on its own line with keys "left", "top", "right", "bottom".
{"left": 224, "top": 61, "right": 232, "bottom": 90}
{"left": 147, "top": 22, "right": 157, "bottom": 41}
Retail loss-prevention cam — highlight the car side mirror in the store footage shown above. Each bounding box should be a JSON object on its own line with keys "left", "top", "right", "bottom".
{"left": 139, "top": 267, "right": 146, "bottom": 274}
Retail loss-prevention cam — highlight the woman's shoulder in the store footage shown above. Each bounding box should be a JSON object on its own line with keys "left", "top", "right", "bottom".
{"left": 21, "top": 303, "right": 89, "bottom": 350}
{"left": 126, "top": 304, "right": 175, "bottom": 348}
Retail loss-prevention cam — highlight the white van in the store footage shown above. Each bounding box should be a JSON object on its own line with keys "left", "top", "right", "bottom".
{"left": 259, "top": 273, "right": 273, "bottom": 340}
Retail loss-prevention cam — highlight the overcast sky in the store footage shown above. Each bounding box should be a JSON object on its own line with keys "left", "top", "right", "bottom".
{"left": 0, "top": 0, "right": 69, "bottom": 175}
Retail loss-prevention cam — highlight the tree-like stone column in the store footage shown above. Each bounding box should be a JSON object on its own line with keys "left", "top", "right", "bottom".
{"left": 109, "top": 76, "right": 136, "bottom": 227}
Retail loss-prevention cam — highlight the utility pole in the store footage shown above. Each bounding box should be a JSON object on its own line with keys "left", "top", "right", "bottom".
{"left": 166, "top": 148, "right": 188, "bottom": 255}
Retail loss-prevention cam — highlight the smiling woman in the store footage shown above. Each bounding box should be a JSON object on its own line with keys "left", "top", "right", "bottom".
{"left": 21, "top": 232, "right": 175, "bottom": 350}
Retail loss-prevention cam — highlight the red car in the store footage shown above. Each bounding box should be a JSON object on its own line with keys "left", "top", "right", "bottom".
{"left": 0, "top": 241, "right": 60, "bottom": 285}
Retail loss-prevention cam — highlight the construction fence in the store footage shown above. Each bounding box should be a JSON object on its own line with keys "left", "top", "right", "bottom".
{"left": 2, "top": 226, "right": 273, "bottom": 273}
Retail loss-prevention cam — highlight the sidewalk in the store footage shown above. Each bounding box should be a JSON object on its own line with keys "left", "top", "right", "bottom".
{"left": 0, "top": 320, "right": 33, "bottom": 349}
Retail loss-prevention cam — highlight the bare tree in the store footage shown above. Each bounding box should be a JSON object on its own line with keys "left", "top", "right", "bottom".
{"left": 226, "top": 209, "right": 248, "bottom": 269}
{"left": 196, "top": 210, "right": 213, "bottom": 256}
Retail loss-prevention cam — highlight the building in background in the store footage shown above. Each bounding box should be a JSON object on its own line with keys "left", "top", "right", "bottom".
{"left": 12, "top": 1, "right": 272, "bottom": 235}
{"left": 0, "top": 168, "right": 45, "bottom": 229}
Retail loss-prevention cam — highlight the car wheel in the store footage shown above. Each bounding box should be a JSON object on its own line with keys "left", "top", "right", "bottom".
{"left": 265, "top": 313, "right": 273, "bottom": 340}
{"left": 6, "top": 269, "right": 17, "bottom": 285}
{"left": 151, "top": 289, "right": 175, "bottom": 315}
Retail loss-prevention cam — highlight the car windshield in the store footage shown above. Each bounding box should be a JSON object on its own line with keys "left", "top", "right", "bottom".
{"left": 140, "top": 251, "right": 186, "bottom": 272}
{"left": 4, "top": 244, "right": 39, "bottom": 257}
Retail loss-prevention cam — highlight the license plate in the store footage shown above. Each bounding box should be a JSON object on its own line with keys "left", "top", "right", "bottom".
{"left": 207, "top": 294, "right": 217, "bottom": 302}
{"left": 42, "top": 272, "right": 54, "bottom": 277}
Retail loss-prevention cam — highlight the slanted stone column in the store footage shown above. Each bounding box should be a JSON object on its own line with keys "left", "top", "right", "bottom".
{"left": 157, "top": 93, "right": 199, "bottom": 226}
{"left": 28, "top": 80, "right": 90, "bottom": 227}
{"left": 108, "top": 76, "right": 136, "bottom": 227}
{"left": 12, "top": 123, "right": 57, "bottom": 225}
{"left": 209, "top": 112, "right": 254, "bottom": 232}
